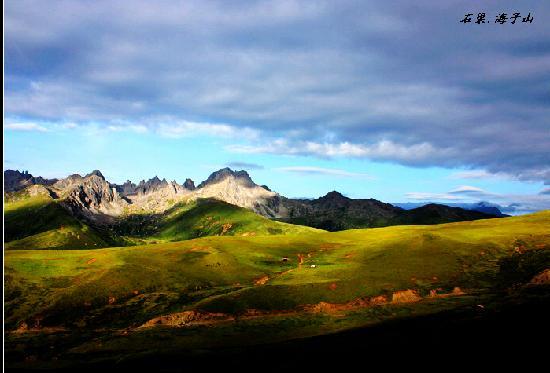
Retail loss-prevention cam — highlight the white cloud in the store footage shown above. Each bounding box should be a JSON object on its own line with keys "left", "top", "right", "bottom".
{"left": 106, "top": 124, "right": 148, "bottom": 134}
{"left": 228, "top": 139, "right": 451, "bottom": 164}
{"left": 61, "top": 122, "right": 78, "bottom": 129}
{"left": 449, "top": 170, "right": 513, "bottom": 181}
{"left": 4, "top": 1, "right": 550, "bottom": 183}
{"left": 449, "top": 185, "right": 487, "bottom": 194}
{"left": 156, "top": 120, "right": 258, "bottom": 139}
{"left": 404, "top": 192, "right": 462, "bottom": 201}
{"left": 5, "top": 122, "right": 48, "bottom": 132}
{"left": 276, "top": 166, "right": 375, "bottom": 179}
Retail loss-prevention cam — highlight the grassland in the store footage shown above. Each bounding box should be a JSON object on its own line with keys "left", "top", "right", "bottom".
{"left": 4, "top": 211, "right": 550, "bottom": 370}
{"left": 137, "top": 198, "right": 320, "bottom": 242}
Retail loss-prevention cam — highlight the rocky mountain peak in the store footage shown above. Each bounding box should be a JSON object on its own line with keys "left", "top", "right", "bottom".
{"left": 320, "top": 191, "right": 349, "bottom": 201}
{"left": 53, "top": 170, "right": 126, "bottom": 223}
{"left": 183, "top": 178, "right": 196, "bottom": 190}
{"left": 85, "top": 170, "right": 105, "bottom": 180}
{"left": 134, "top": 176, "right": 168, "bottom": 193}
{"left": 197, "top": 168, "right": 255, "bottom": 188}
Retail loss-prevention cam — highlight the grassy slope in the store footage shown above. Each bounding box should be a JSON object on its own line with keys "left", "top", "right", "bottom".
{"left": 5, "top": 211, "right": 550, "bottom": 368}
{"left": 154, "top": 199, "right": 321, "bottom": 241}
{"left": 5, "top": 192, "right": 319, "bottom": 249}
{"left": 113, "top": 198, "right": 321, "bottom": 246}
{"left": 4, "top": 193, "right": 110, "bottom": 250}
{"left": 5, "top": 211, "right": 550, "bottom": 329}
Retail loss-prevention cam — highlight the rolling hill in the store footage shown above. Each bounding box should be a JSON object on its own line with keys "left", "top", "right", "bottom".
{"left": 113, "top": 198, "right": 322, "bottom": 245}
{"left": 4, "top": 186, "right": 111, "bottom": 250}
{"left": 4, "top": 188, "right": 320, "bottom": 249}
{"left": 5, "top": 211, "right": 550, "bottom": 370}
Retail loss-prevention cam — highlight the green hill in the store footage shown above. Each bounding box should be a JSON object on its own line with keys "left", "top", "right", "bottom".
{"left": 4, "top": 189, "right": 110, "bottom": 250}
{"left": 154, "top": 198, "right": 321, "bottom": 241}
{"left": 4, "top": 190, "right": 319, "bottom": 249}
{"left": 5, "top": 211, "right": 550, "bottom": 369}
{"left": 112, "top": 198, "right": 322, "bottom": 245}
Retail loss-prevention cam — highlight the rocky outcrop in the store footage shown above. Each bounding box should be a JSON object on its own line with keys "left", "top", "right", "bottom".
{"left": 194, "top": 168, "right": 282, "bottom": 217}
{"left": 57, "top": 173, "right": 127, "bottom": 222}
{"left": 391, "top": 289, "right": 422, "bottom": 303}
{"left": 124, "top": 179, "right": 190, "bottom": 212}
{"left": 116, "top": 180, "right": 138, "bottom": 195}
{"left": 197, "top": 167, "right": 256, "bottom": 189}
{"left": 530, "top": 269, "right": 550, "bottom": 285}
{"left": 86, "top": 170, "right": 105, "bottom": 179}
{"left": 135, "top": 176, "right": 168, "bottom": 194}
{"left": 183, "top": 178, "right": 195, "bottom": 190}
{"left": 140, "top": 311, "right": 230, "bottom": 328}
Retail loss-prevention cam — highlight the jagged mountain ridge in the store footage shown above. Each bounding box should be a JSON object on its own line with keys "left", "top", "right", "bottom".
{"left": 4, "top": 170, "right": 58, "bottom": 192}
{"left": 3, "top": 168, "right": 502, "bottom": 231}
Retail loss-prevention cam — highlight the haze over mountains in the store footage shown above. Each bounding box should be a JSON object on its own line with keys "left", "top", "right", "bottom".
{"left": 4, "top": 168, "right": 502, "bottom": 233}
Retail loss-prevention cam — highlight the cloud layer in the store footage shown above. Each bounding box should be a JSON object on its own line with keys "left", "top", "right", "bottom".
{"left": 5, "top": 0, "right": 550, "bottom": 182}
{"left": 276, "top": 166, "right": 374, "bottom": 178}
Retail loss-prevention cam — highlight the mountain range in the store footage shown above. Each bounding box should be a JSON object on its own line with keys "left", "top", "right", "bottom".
{"left": 5, "top": 168, "right": 549, "bottom": 371}
{"left": 4, "top": 168, "right": 503, "bottom": 248}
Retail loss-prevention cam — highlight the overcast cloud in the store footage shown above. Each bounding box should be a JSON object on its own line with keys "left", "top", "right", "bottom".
{"left": 5, "top": 0, "right": 550, "bottom": 183}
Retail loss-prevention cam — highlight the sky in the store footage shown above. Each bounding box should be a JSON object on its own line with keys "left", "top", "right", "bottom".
{"left": 4, "top": 0, "right": 550, "bottom": 214}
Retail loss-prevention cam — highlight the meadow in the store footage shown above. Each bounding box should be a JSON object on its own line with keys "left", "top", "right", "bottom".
{"left": 5, "top": 210, "right": 550, "bottom": 370}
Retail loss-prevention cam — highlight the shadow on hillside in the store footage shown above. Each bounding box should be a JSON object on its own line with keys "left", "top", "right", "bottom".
{"left": 7, "top": 287, "right": 549, "bottom": 373}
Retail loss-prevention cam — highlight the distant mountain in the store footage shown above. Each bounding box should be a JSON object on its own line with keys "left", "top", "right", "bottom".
{"left": 3, "top": 168, "right": 502, "bottom": 240}
{"left": 278, "top": 191, "right": 404, "bottom": 231}
{"left": 394, "top": 201, "right": 508, "bottom": 217}
{"left": 276, "top": 192, "right": 500, "bottom": 231}
{"left": 391, "top": 203, "right": 499, "bottom": 225}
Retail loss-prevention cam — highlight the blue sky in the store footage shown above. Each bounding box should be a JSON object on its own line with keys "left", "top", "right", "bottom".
{"left": 4, "top": 0, "right": 550, "bottom": 213}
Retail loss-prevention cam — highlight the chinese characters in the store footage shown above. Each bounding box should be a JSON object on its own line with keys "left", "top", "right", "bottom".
{"left": 460, "top": 12, "right": 533, "bottom": 24}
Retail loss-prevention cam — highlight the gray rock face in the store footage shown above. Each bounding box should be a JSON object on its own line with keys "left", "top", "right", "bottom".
{"left": 115, "top": 180, "right": 138, "bottom": 196}
{"left": 66, "top": 176, "right": 118, "bottom": 208}
{"left": 183, "top": 178, "right": 195, "bottom": 190}
{"left": 4, "top": 170, "right": 57, "bottom": 192}
{"left": 57, "top": 173, "right": 126, "bottom": 222}
{"left": 86, "top": 170, "right": 105, "bottom": 180}
{"left": 193, "top": 168, "right": 281, "bottom": 216}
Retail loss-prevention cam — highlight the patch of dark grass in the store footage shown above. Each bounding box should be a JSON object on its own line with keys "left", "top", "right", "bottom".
{"left": 497, "top": 248, "right": 550, "bottom": 288}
